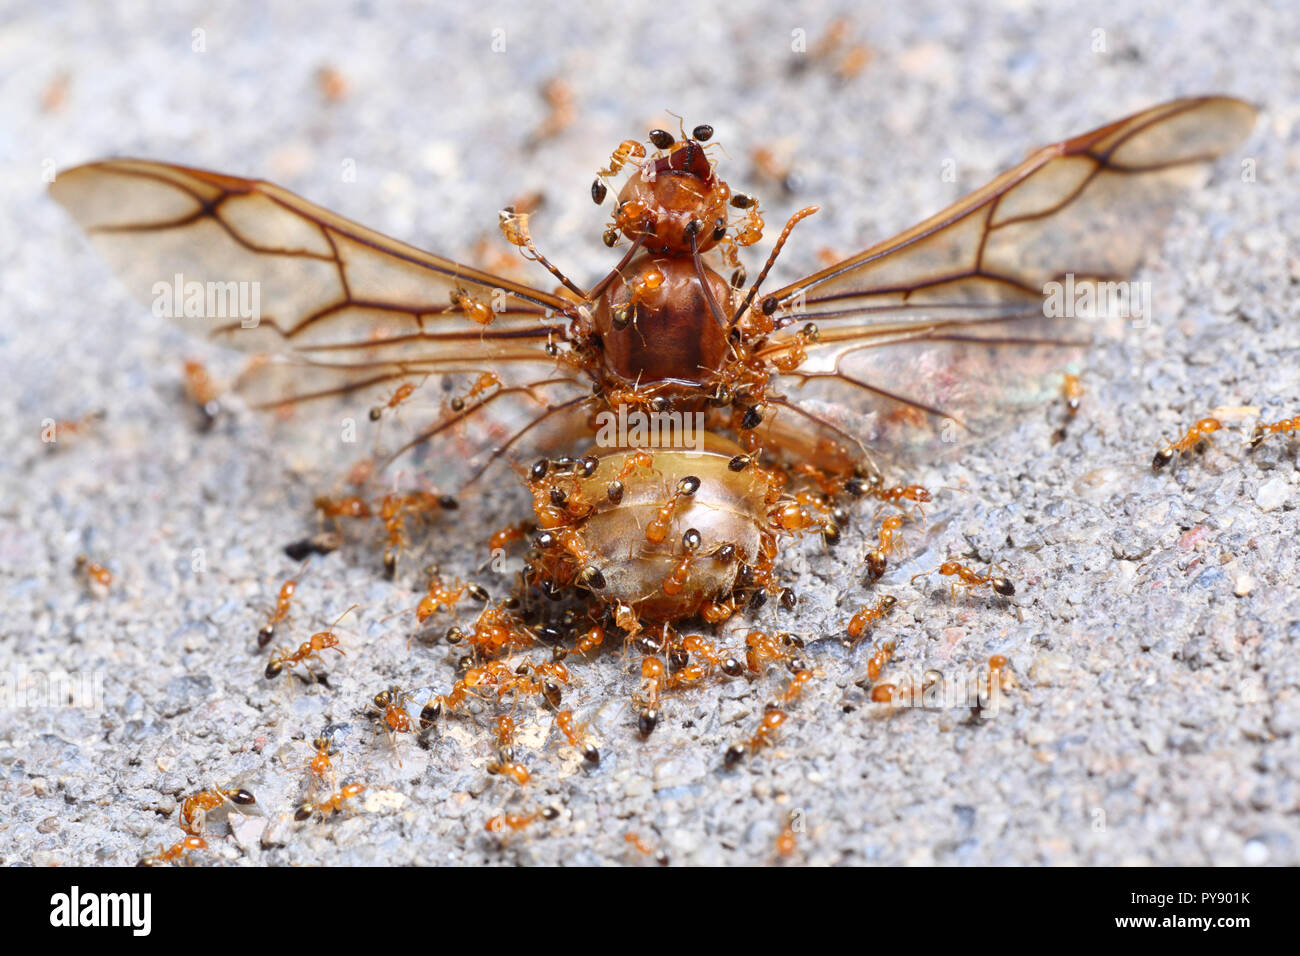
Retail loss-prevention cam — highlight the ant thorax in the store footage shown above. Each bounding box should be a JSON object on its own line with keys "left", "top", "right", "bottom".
{"left": 592, "top": 255, "right": 733, "bottom": 394}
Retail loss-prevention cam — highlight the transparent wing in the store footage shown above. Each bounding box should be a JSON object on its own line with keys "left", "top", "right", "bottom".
{"left": 50, "top": 159, "right": 591, "bottom": 487}
{"left": 758, "top": 96, "right": 1257, "bottom": 472}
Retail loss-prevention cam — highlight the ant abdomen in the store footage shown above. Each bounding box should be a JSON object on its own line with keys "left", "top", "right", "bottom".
{"left": 529, "top": 436, "right": 773, "bottom": 621}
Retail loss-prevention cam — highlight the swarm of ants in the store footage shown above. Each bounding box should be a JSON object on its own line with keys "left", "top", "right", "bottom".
{"left": 50, "top": 96, "right": 1275, "bottom": 863}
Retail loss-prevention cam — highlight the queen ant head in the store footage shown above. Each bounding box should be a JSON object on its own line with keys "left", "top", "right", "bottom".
{"left": 613, "top": 124, "right": 730, "bottom": 256}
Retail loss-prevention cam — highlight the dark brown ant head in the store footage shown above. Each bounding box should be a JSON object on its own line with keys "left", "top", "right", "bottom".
{"left": 614, "top": 128, "right": 730, "bottom": 255}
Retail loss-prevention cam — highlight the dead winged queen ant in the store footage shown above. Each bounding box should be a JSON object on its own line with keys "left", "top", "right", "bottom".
{"left": 52, "top": 99, "right": 1255, "bottom": 728}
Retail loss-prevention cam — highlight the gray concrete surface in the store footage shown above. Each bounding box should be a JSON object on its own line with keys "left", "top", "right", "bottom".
{"left": 1, "top": 0, "right": 1297, "bottom": 865}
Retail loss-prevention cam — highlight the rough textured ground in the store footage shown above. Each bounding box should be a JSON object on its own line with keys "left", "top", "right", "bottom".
{"left": 1, "top": 0, "right": 1297, "bottom": 866}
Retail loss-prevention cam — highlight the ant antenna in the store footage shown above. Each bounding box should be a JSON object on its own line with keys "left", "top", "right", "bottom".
{"left": 730, "top": 205, "right": 819, "bottom": 326}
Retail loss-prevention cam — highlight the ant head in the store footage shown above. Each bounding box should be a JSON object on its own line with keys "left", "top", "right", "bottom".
{"left": 613, "top": 124, "right": 731, "bottom": 255}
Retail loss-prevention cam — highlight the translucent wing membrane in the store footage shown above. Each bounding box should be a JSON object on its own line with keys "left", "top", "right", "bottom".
{"left": 51, "top": 159, "right": 588, "bottom": 488}
{"left": 366, "top": 374, "right": 595, "bottom": 494}
{"left": 759, "top": 96, "right": 1256, "bottom": 472}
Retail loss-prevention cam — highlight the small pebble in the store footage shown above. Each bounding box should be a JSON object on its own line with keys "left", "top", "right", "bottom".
{"left": 1255, "top": 477, "right": 1289, "bottom": 512}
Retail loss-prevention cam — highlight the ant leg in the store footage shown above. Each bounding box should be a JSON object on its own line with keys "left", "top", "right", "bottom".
{"left": 382, "top": 724, "right": 403, "bottom": 768}
{"left": 586, "top": 231, "right": 648, "bottom": 303}
{"left": 731, "top": 206, "right": 819, "bottom": 325}
{"left": 690, "top": 231, "right": 730, "bottom": 330}
{"left": 516, "top": 233, "right": 587, "bottom": 300}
